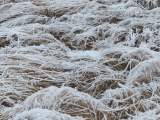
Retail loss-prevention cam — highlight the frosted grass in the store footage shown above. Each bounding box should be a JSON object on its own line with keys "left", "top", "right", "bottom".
{"left": 1, "top": 0, "right": 160, "bottom": 119}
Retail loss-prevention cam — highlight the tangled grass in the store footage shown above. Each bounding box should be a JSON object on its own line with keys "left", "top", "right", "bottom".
{"left": 1, "top": 0, "right": 160, "bottom": 119}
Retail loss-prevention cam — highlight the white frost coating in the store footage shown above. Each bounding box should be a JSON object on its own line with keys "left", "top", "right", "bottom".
{"left": 68, "top": 50, "right": 102, "bottom": 60}
{"left": 131, "top": 108, "right": 160, "bottom": 120}
{"left": 14, "top": 108, "right": 84, "bottom": 120}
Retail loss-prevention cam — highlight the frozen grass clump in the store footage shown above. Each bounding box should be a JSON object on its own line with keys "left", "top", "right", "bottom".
{"left": 2, "top": 86, "right": 108, "bottom": 120}
{"left": 101, "top": 82, "right": 160, "bottom": 119}
{"left": 14, "top": 108, "right": 84, "bottom": 120}
{"left": 134, "top": 0, "right": 160, "bottom": 10}
{"left": 1, "top": 0, "right": 160, "bottom": 119}
{"left": 127, "top": 58, "right": 160, "bottom": 85}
